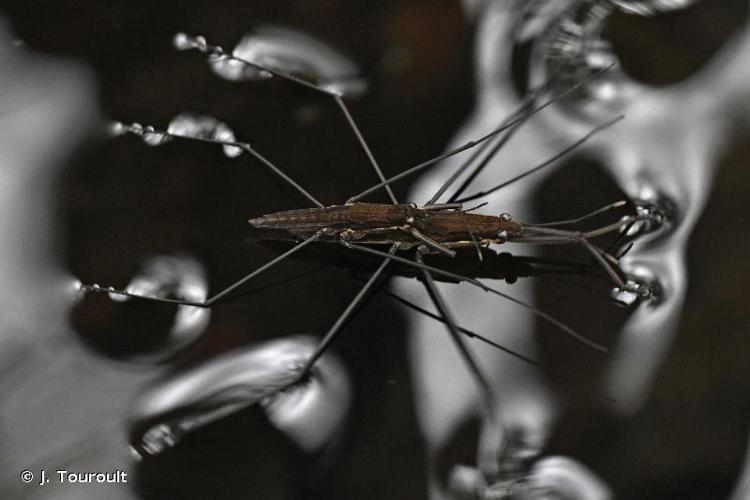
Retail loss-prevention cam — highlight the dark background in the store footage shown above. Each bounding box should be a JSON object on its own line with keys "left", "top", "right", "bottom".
{"left": 2, "top": 0, "right": 749, "bottom": 498}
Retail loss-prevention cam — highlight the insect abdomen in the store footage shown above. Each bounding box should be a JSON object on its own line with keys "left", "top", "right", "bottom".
{"left": 248, "top": 205, "right": 349, "bottom": 230}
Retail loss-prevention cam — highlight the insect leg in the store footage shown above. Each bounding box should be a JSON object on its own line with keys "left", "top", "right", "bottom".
{"left": 415, "top": 251, "right": 496, "bottom": 410}
{"left": 518, "top": 225, "right": 629, "bottom": 289}
{"left": 178, "top": 35, "right": 397, "bottom": 204}
{"left": 296, "top": 245, "right": 396, "bottom": 378}
{"left": 374, "top": 283, "right": 617, "bottom": 405}
{"left": 529, "top": 200, "right": 628, "bottom": 227}
{"left": 116, "top": 123, "right": 324, "bottom": 208}
{"left": 346, "top": 243, "right": 608, "bottom": 353}
{"left": 345, "top": 65, "right": 614, "bottom": 204}
{"left": 415, "top": 250, "right": 503, "bottom": 479}
{"left": 453, "top": 115, "right": 624, "bottom": 204}
{"left": 334, "top": 95, "right": 398, "bottom": 204}
{"left": 425, "top": 92, "right": 536, "bottom": 206}
{"left": 405, "top": 227, "right": 457, "bottom": 257}
{"left": 81, "top": 232, "right": 322, "bottom": 307}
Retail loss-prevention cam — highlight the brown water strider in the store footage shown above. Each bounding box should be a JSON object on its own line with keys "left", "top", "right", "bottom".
{"left": 248, "top": 202, "right": 524, "bottom": 255}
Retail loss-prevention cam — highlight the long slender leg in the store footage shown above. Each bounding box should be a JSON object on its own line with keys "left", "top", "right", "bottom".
{"left": 426, "top": 93, "right": 536, "bottom": 206}
{"left": 416, "top": 250, "right": 503, "bottom": 479}
{"left": 81, "top": 232, "right": 322, "bottom": 307}
{"left": 334, "top": 95, "right": 398, "bottom": 205}
{"left": 406, "top": 227, "right": 457, "bottom": 257}
{"left": 117, "top": 123, "right": 324, "bottom": 208}
{"left": 454, "top": 115, "right": 624, "bottom": 204}
{"left": 346, "top": 243, "right": 608, "bottom": 353}
{"left": 296, "top": 253, "right": 393, "bottom": 377}
{"left": 529, "top": 200, "right": 627, "bottom": 227}
{"left": 416, "top": 251, "right": 496, "bottom": 412}
{"left": 376, "top": 286, "right": 541, "bottom": 368}
{"left": 519, "top": 224, "right": 631, "bottom": 289}
{"left": 345, "top": 65, "right": 615, "bottom": 204}
{"left": 177, "top": 35, "right": 398, "bottom": 205}
{"left": 374, "top": 282, "right": 616, "bottom": 404}
{"left": 446, "top": 106, "right": 529, "bottom": 204}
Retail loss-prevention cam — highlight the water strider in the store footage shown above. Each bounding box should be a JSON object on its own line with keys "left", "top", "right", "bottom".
{"left": 79, "top": 32, "right": 654, "bottom": 465}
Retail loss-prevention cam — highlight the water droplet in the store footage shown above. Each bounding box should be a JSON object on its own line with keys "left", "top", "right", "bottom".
{"left": 611, "top": 283, "right": 640, "bottom": 306}
{"left": 173, "top": 32, "right": 191, "bottom": 51}
{"left": 140, "top": 423, "right": 179, "bottom": 456}
{"left": 625, "top": 198, "right": 675, "bottom": 240}
{"left": 210, "top": 26, "right": 367, "bottom": 97}
{"left": 130, "top": 336, "right": 351, "bottom": 456}
{"left": 612, "top": 274, "right": 663, "bottom": 306}
{"left": 72, "top": 255, "right": 210, "bottom": 363}
{"left": 109, "top": 121, "right": 127, "bottom": 136}
{"left": 140, "top": 125, "right": 171, "bottom": 146}
{"left": 167, "top": 113, "right": 243, "bottom": 157}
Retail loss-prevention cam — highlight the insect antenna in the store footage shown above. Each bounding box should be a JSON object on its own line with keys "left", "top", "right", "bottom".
{"left": 460, "top": 201, "right": 490, "bottom": 213}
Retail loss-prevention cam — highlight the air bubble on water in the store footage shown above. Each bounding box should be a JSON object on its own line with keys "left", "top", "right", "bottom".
{"left": 129, "top": 336, "right": 351, "bottom": 456}
{"left": 210, "top": 26, "right": 367, "bottom": 97}
{"left": 167, "top": 113, "right": 243, "bottom": 157}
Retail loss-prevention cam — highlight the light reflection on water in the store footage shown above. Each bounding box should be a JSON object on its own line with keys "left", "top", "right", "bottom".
{"left": 130, "top": 335, "right": 350, "bottom": 457}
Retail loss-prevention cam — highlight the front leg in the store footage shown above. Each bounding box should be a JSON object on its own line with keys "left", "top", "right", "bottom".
{"left": 400, "top": 225, "right": 457, "bottom": 258}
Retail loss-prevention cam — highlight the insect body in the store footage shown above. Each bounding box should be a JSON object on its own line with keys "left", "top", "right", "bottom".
{"left": 249, "top": 202, "right": 521, "bottom": 252}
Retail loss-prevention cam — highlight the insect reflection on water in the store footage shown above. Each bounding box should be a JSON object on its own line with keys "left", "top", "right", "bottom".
{"left": 73, "top": 26, "right": 653, "bottom": 497}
